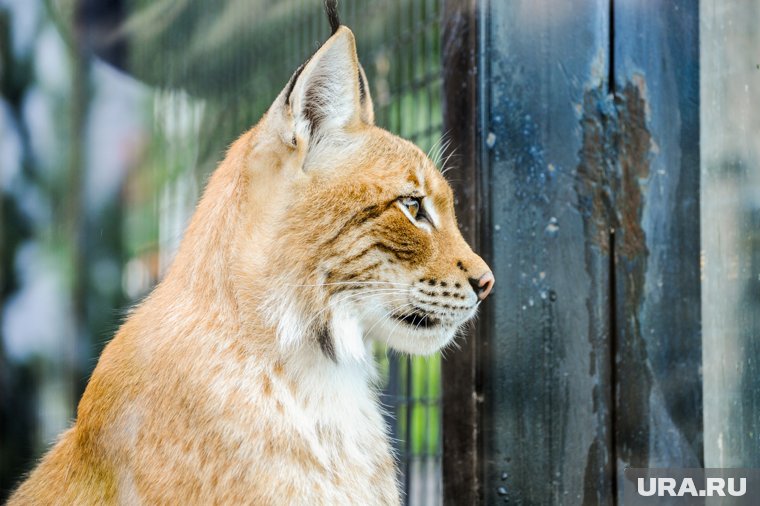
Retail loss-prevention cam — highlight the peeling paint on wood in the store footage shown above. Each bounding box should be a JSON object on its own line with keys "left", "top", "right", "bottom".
{"left": 576, "top": 81, "right": 656, "bottom": 475}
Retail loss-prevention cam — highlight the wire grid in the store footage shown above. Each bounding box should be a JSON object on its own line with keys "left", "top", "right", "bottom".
{"left": 125, "top": 1, "right": 444, "bottom": 504}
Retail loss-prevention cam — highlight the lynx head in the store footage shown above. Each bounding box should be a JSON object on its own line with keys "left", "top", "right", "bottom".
{"left": 233, "top": 23, "right": 493, "bottom": 362}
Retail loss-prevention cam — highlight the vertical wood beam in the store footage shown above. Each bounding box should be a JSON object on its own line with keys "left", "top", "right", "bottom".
{"left": 441, "top": 0, "right": 482, "bottom": 503}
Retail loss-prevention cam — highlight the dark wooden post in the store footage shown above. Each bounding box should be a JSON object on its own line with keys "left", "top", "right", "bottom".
{"left": 441, "top": 0, "right": 483, "bottom": 504}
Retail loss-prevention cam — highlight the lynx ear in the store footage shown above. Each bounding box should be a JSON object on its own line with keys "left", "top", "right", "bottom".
{"left": 284, "top": 27, "right": 369, "bottom": 145}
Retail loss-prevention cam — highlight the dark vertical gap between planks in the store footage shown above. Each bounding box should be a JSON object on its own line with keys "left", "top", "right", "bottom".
{"left": 608, "top": 3, "right": 618, "bottom": 497}
{"left": 608, "top": 0, "right": 615, "bottom": 94}
{"left": 608, "top": 228, "right": 619, "bottom": 503}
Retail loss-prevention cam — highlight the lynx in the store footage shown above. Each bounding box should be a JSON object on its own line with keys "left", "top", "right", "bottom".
{"left": 10, "top": 5, "right": 493, "bottom": 505}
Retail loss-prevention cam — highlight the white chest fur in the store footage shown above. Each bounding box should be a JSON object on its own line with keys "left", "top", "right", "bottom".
{"left": 184, "top": 338, "right": 399, "bottom": 504}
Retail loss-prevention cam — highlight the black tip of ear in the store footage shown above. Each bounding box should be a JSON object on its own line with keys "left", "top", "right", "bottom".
{"left": 324, "top": 0, "right": 340, "bottom": 35}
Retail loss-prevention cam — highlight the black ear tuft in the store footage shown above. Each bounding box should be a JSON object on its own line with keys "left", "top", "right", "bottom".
{"left": 324, "top": 0, "right": 340, "bottom": 34}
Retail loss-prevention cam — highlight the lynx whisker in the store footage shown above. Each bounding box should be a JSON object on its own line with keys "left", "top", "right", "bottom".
{"left": 363, "top": 300, "right": 415, "bottom": 339}
{"left": 285, "top": 280, "right": 413, "bottom": 288}
{"left": 302, "top": 288, "right": 410, "bottom": 333}
{"left": 383, "top": 302, "right": 418, "bottom": 349}
{"left": 439, "top": 146, "right": 460, "bottom": 177}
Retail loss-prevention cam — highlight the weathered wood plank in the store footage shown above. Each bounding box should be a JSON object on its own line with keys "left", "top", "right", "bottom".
{"left": 612, "top": 0, "right": 702, "bottom": 486}
{"left": 479, "top": 1, "right": 614, "bottom": 504}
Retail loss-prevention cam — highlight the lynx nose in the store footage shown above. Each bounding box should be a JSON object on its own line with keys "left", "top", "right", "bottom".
{"left": 469, "top": 271, "right": 494, "bottom": 301}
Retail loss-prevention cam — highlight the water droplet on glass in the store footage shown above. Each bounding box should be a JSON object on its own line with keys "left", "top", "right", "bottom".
{"left": 501, "top": 472, "right": 508, "bottom": 480}
{"left": 545, "top": 216, "right": 559, "bottom": 236}
{"left": 497, "top": 486, "right": 508, "bottom": 496}
{"left": 549, "top": 290, "right": 558, "bottom": 302}
{"left": 486, "top": 132, "right": 497, "bottom": 148}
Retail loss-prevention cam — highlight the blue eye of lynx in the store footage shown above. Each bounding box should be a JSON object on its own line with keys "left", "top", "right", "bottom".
{"left": 400, "top": 196, "right": 428, "bottom": 223}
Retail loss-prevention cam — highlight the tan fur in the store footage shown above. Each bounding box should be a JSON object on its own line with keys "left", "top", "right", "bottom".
{"left": 10, "top": 27, "right": 491, "bottom": 505}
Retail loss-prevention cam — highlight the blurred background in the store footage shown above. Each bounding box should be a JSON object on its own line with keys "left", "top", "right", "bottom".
{"left": 1, "top": 0, "right": 759, "bottom": 504}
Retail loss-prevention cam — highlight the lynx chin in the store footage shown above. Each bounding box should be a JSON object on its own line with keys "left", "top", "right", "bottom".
{"left": 9, "top": 9, "right": 493, "bottom": 506}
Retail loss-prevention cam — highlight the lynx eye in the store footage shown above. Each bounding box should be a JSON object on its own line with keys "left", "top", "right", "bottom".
{"left": 399, "top": 196, "right": 429, "bottom": 224}
{"left": 400, "top": 197, "right": 421, "bottom": 218}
